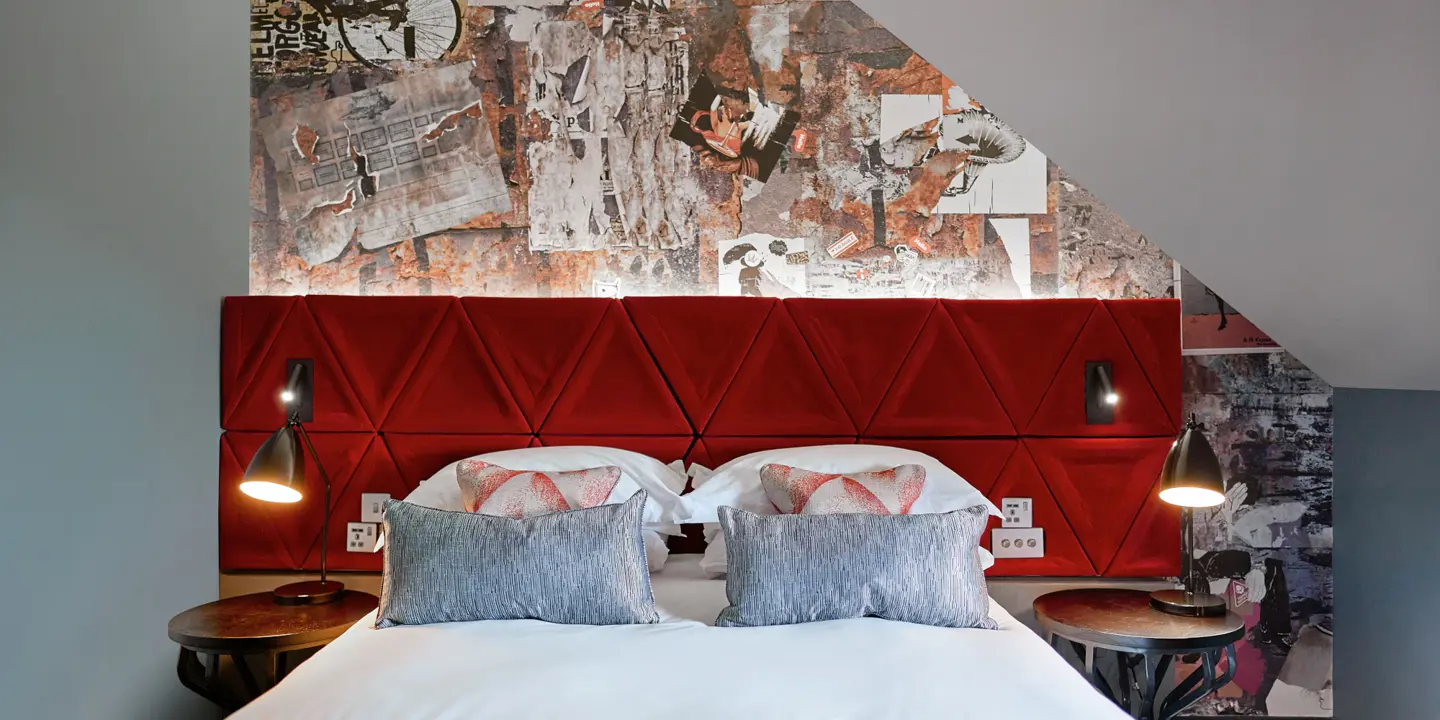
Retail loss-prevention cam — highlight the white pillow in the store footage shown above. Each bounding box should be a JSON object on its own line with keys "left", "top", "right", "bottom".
{"left": 678, "top": 444, "right": 1003, "bottom": 523}
{"left": 401, "top": 446, "right": 687, "bottom": 571}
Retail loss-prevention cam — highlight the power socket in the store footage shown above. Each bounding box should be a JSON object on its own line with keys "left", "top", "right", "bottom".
{"left": 992, "top": 527, "right": 1044, "bottom": 558}
{"left": 360, "top": 493, "right": 390, "bottom": 523}
{"left": 346, "top": 522, "right": 379, "bottom": 553}
{"left": 1001, "top": 497, "right": 1033, "bottom": 528}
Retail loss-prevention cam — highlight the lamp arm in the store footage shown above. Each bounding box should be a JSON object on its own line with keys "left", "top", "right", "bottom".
{"left": 292, "top": 418, "right": 331, "bottom": 586}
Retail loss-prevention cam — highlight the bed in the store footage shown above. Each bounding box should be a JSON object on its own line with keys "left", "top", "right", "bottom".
{"left": 236, "top": 556, "right": 1127, "bottom": 719}
{"left": 218, "top": 296, "right": 1179, "bottom": 718}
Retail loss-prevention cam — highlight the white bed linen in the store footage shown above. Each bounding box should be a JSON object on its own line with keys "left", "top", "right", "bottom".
{"left": 238, "top": 556, "right": 1127, "bottom": 720}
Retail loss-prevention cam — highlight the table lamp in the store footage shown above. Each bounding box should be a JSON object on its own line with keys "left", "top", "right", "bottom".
{"left": 239, "top": 361, "right": 345, "bottom": 605}
{"left": 1149, "top": 414, "right": 1227, "bottom": 617}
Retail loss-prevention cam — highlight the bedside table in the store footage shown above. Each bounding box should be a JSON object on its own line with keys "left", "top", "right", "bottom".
{"left": 1034, "top": 589, "right": 1243, "bottom": 720}
{"left": 168, "top": 590, "right": 377, "bottom": 710}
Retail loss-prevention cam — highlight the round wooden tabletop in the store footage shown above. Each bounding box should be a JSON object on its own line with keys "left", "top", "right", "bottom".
{"left": 168, "top": 590, "right": 378, "bottom": 654}
{"left": 1034, "top": 589, "right": 1244, "bottom": 653}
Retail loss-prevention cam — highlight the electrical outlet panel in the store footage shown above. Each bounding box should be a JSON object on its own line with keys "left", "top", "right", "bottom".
{"left": 1001, "top": 497, "right": 1033, "bottom": 528}
{"left": 346, "top": 522, "right": 379, "bottom": 552}
{"left": 992, "top": 528, "right": 1044, "bottom": 559}
{"left": 360, "top": 493, "right": 390, "bottom": 523}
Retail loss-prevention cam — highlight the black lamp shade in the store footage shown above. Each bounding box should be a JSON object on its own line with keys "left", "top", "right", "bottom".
{"left": 1158, "top": 417, "right": 1225, "bottom": 508}
{"left": 240, "top": 426, "right": 305, "bottom": 504}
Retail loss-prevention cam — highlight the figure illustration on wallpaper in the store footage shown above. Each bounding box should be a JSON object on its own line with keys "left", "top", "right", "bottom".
{"left": 719, "top": 235, "right": 807, "bottom": 297}
{"left": 671, "top": 76, "right": 799, "bottom": 182}
{"left": 939, "top": 110, "right": 1027, "bottom": 195}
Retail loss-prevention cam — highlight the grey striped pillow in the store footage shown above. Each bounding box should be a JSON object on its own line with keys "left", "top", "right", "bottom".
{"left": 715, "top": 504, "right": 997, "bottom": 629}
{"left": 376, "top": 491, "right": 659, "bottom": 628}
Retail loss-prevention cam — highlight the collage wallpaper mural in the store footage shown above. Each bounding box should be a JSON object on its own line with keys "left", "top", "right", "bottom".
{"left": 249, "top": 0, "right": 1332, "bottom": 713}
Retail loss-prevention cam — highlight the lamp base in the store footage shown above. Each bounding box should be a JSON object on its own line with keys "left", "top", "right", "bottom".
{"left": 272, "top": 580, "right": 345, "bottom": 606}
{"left": 1149, "top": 589, "right": 1227, "bottom": 617}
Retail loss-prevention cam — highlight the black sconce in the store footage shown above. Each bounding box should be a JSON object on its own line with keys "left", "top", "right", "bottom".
{"left": 1085, "top": 361, "right": 1117, "bottom": 425}
{"left": 283, "top": 358, "right": 314, "bottom": 422}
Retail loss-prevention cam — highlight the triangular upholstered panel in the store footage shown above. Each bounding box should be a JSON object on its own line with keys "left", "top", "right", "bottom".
{"left": 227, "top": 300, "right": 371, "bottom": 432}
{"left": 303, "top": 435, "right": 407, "bottom": 572}
{"left": 707, "top": 303, "right": 855, "bottom": 437}
{"left": 1026, "top": 437, "right": 1175, "bottom": 575}
{"left": 1026, "top": 305, "right": 1176, "bottom": 437}
{"left": 982, "top": 444, "right": 1094, "bottom": 576}
{"left": 308, "top": 295, "right": 451, "bottom": 428}
{"left": 541, "top": 302, "right": 692, "bottom": 436}
{"left": 1104, "top": 299, "right": 1184, "bottom": 427}
{"left": 946, "top": 299, "right": 1094, "bottom": 431}
{"left": 463, "top": 297, "right": 610, "bottom": 429}
{"left": 221, "top": 296, "right": 295, "bottom": 426}
{"left": 382, "top": 302, "right": 529, "bottom": 434}
{"left": 625, "top": 296, "right": 774, "bottom": 433}
{"left": 866, "top": 306, "right": 1014, "bottom": 437}
{"left": 787, "top": 298, "right": 934, "bottom": 431}
{"left": 1105, "top": 471, "right": 1183, "bottom": 577}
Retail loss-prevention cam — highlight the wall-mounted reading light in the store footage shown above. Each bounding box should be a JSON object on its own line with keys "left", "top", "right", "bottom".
{"left": 281, "top": 358, "right": 314, "bottom": 422}
{"left": 1085, "top": 361, "right": 1117, "bottom": 424}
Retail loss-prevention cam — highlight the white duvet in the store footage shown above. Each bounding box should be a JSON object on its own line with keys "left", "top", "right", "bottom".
{"left": 238, "top": 557, "right": 1126, "bottom": 719}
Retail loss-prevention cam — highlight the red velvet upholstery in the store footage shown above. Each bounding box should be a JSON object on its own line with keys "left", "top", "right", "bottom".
{"left": 865, "top": 306, "right": 1014, "bottom": 437}
{"left": 381, "top": 302, "right": 528, "bottom": 434}
{"left": 220, "top": 296, "right": 1182, "bottom": 578}
{"left": 1026, "top": 438, "right": 1175, "bottom": 574}
{"left": 706, "top": 304, "right": 855, "bottom": 437}
{"left": 309, "top": 296, "right": 450, "bottom": 427}
{"left": 1025, "top": 305, "right": 1176, "bottom": 437}
{"left": 463, "top": 297, "right": 610, "bottom": 429}
{"left": 1104, "top": 299, "right": 1184, "bottom": 427}
{"left": 946, "top": 298, "right": 1094, "bottom": 431}
{"left": 787, "top": 298, "right": 934, "bottom": 430}
{"left": 982, "top": 444, "right": 1096, "bottom": 576}
{"left": 625, "top": 297, "right": 774, "bottom": 432}
{"left": 541, "top": 303, "right": 692, "bottom": 436}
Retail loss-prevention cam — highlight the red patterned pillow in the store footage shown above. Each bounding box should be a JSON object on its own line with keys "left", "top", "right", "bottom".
{"left": 759, "top": 463, "right": 926, "bottom": 515}
{"left": 457, "top": 460, "right": 621, "bottom": 518}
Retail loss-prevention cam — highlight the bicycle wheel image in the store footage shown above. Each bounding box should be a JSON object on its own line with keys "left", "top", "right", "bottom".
{"left": 337, "top": 0, "right": 462, "bottom": 68}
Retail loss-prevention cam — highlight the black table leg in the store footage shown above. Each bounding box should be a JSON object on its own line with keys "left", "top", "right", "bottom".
{"left": 1158, "top": 645, "right": 1236, "bottom": 719}
{"left": 233, "top": 653, "right": 264, "bottom": 699}
{"left": 1116, "top": 652, "right": 1135, "bottom": 716}
{"left": 175, "top": 648, "right": 241, "bottom": 712}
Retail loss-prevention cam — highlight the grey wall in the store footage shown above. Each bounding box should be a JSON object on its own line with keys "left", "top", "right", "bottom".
{"left": 1334, "top": 388, "right": 1440, "bottom": 719}
{"left": 855, "top": 0, "right": 1440, "bottom": 391}
{"left": 0, "top": 1, "right": 246, "bottom": 718}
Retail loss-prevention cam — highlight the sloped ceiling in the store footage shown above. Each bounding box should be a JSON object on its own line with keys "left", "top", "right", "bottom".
{"left": 856, "top": 0, "right": 1440, "bottom": 391}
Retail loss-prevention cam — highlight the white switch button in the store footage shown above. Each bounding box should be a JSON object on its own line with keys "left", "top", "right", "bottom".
{"left": 361, "top": 493, "right": 391, "bottom": 523}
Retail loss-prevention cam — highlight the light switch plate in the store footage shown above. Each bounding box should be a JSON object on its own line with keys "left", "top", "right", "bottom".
{"left": 360, "top": 493, "right": 390, "bottom": 523}
{"left": 1001, "top": 497, "right": 1033, "bottom": 528}
{"left": 992, "top": 528, "right": 1044, "bottom": 558}
{"left": 346, "top": 522, "right": 379, "bottom": 553}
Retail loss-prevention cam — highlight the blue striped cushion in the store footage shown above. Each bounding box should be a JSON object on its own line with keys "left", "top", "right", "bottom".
{"left": 715, "top": 504, "right": 997, "bottom": 629}
{"left": 376, "top": 491, "right": 659, "bottom": 628}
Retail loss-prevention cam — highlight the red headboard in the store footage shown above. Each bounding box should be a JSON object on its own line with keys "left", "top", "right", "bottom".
{"left": 220, "top": 297, "right": 1181, "bottom": 578}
